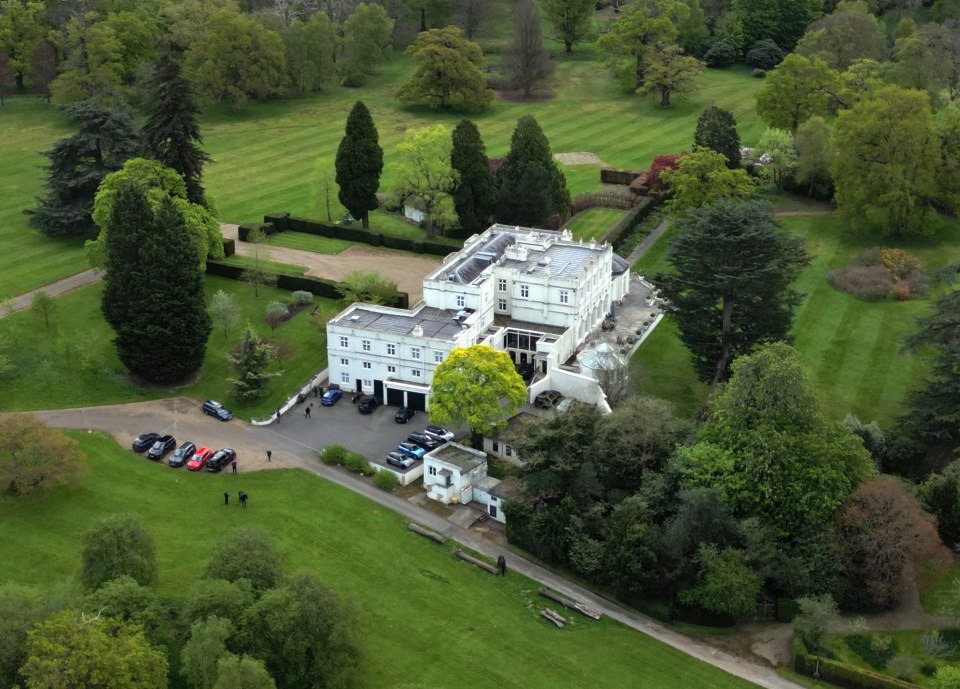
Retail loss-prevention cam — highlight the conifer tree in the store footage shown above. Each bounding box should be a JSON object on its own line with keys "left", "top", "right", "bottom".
{"left": 228, "top": 324, "right": 280, "bottom": 401}
{"left": 335, "top": 101, "right": 383, "bottom": 229}
{"left": 693, "top": 105, "right": 741, "bottom": 168}
{"left": 495, "top": 115, "right": 570, "bottom": 227}
{"left": 142, "top": 45, "right": 211, "bottom": 206}
{"left": 451, "top": 119, "right": 497, "bottom": 233}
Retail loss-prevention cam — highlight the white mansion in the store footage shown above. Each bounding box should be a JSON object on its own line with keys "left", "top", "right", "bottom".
{"left": 326, "top": 224, "right": 632, "bottom": 412}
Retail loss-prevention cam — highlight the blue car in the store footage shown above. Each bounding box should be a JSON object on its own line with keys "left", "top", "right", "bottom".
{"left": 321, "top": 389, "right": 343, "bottom": 406}
{"left": 397, "top": 442, "right": 426, "bottom": 460}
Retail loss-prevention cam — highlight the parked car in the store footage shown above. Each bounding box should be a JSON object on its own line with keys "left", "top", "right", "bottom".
{"left": 397, "top": 442, "right": 426, "bottom": 460}
{"left": 207, "top": 448, "right": 237, "bottom": 473}
{"left": 406, "top": 432, "right": 439, "bottom": 451}
{"left": 186, "top": 447, "right": 213, "bottom": 471}
{"left": 357, "top": 395, "right": 379, "bottom": 414}
{"left": 386, "top": 451, "right": 414, "bottom": 469}
{"left": 394, "top": 407, "right": 415, "bottom": 424}
{"left": 132, "top": 433, "right": 160, "bottom": 453}
{"left": 321, "top": 389, "right": 343, "bottom": 406}
{"left": 168, "top": 442, "right": 196, "bottom": 468}
{"left": 201, "top": 400, "right": 233, "bottom": 421}
{"left": 534, "top": 389, "right": 562, "bottom": 410}
{"left": 424, "top": 425, "right": 454, "bottom": 442}
{"left": 147, "top": 435, "right": 176, "bottom": 460}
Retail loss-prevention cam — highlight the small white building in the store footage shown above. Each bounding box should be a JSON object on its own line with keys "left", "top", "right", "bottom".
{"left": 422, "top": 442, "right": 518, "bottom": 523}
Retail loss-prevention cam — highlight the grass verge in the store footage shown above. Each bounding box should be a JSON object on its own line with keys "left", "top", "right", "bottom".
{"left": 564, "top": 208, "right": 626, "bottom": 241}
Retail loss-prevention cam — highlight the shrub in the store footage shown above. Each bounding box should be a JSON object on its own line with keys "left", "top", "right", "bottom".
{"left": 264, "top": 301, "right": 289, "bottom": 331}
{"left": 373, "top": 469, "right": 400, "bottom": 491}
{"left": 828, "top": 264, "right": 894, "bottom": 300}
{"left": 845, "top": 633, "right": 898, "bottom": 670}
{"left": 887, "top": 654, "right": 914, "bottom": 681}
{"left": 921, "top": 662, "right": 937, "bottom": 676}
{"left": 704, "top": 40, "right": 737, "bottom": 67}
{"left": 291, "top": 290, "right": 314, "bottom": 306}
{"left": 828, "top": 248, "right": 928, "bottom": 301}
{"left": 745, "top": 39, "right": 784, "bottom": 70}
{"left": 321, "top": 444, "right": 348, "bottom": 465}
{"left": 751, "top": 69, "right": 766, "bottom": 78}
{"left": 343, "top": 451, "right": 375, "bottom": 476}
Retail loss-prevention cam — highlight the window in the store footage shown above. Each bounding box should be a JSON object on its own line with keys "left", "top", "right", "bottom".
{"left": 411, "top": 347, "right": 421, "bottom": 360}
{"left": 456, "top": 295, "right": 465, "bottom": 307}
{"left": 363, "top": 379, "right": 372, "bottom": 388}
{"left": 498, "top": 299, "right": 507, "bottom": 311}
{"left": 362, "top": 361, "right": 372, "bottom": 370}
{"left": 341, "top": 358, "right": 350, "bottom": 368}
{"left": 362, "top": 339, "right": 371, "bottom": 351}
{"left": 498, "top": 279, "right": 507, "bottom": 292}
{"left": 340, "top": 372, "right": 350, "bottom": 384}
{"left": 386, "top": 343, "right": 396, "bottom": 356}
{"left": 506, "top": 446, "right": 513, "bottom": 457}
{"left": 492, "top": 441, "right": 499, "bottom": 452}
{"left": 429, "top": 466, "right": 437, "bottom": 476}
{"left": 412, "top": 369, "right": 422, "bottom": 378}
{"left": 520, "top": 285, "right": 529, "bottom": 298}
{"left": 434, "top": 351, "right": 443, "bottom": 363}
{"left": 560, "top": 289, "right": 569, "bottom": 304}
{"left": 387, "top": 365, "right": 396, "bottom": 374}
{"left": 339, "top": 336, "right": 349, "bottom": 348}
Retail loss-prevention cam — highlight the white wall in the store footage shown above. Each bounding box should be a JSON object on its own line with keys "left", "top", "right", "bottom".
{"left": 370, "top": 462, "right": 424, "bottom": 487}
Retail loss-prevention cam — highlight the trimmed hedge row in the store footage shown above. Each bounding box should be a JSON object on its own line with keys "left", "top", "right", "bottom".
{"left": 794, "top": 650, "right": 923, "bottom": 689}
{"left": 237, "top": 222, "right": 277, "bottom": 242}
{"left": 602, "top": 196, "right": 661, "bottom": 252}
{"left": 222, "top": 238, "right": 235, "bottom": 257}
{"left": 600, "top": 167, "right": 644, "bottom": 185}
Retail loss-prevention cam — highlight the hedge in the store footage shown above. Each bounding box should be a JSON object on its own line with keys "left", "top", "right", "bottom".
{"left": 600, "top": 167, "right": 644, "bottom": 185}
{"left": 238, "top": 222, "right": 276, "bottom": 242}
{"left": 776, "top": 597, "right": 799, "bottom": 622}
{"left": 205, "top": 260, "right": 245, "bottom": 280}
{"left": 794, "top": 650, "right": 923, "bottom": 689}
{"left": 222, "top": 238, "right": 235, "bottom": 257}
{"left": 601, "top": 196, "right": 661, "bottom": 252}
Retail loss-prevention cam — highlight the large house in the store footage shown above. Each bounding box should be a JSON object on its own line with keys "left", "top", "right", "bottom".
{"left": 326, "top": 224, "right": 632, "bottom": 411}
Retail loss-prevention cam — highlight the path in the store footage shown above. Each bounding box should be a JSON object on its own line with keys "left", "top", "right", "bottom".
{"left": 27, "top": 398, "right": 805, "bottom": 689}
{"left": 1, "top": 269, "right": 100, "bottom": 318}
{"left": 625, "top": 216, "right": 669, "bottom": 266}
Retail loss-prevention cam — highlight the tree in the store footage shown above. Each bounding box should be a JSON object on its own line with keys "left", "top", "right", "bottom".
{"left": 335, "top": 101, "right": 383, "bottom": 229}
{"left": 756, "top": 53, "right": 839, "bottom": 131}
{"left": 731, "top": 0, "right": 821, "bottom": 52}
{"left": 209, "top": 289, "right": 239, "bottom": 340}
{"left": 794, "top": 115, "right": 833, "bottom": 197}
{"left": 540, "top": 0, "right": 595, "bottom": 53}
{"left": 679, "top": 343, "right": 874, "bottom": 540}
{"left": 677, "top": 0, "right": 711, "bottom": 56}
{"left": 281, "top": 13, "right": 337, "bottom": 93}
{"left": 397, "top": 26, "right": 492, "bottom": 111}
{"left": 340, "top": 3, "right": 393, "bottom": 85}
{"left": 502, "top": 0, "right": 554, "bottom": 97}
{"left": 597, "top": 0, "right": 689, "bottom": 91}
{"left": 88, "top": 158, "right": 223, "bottom": 269}
{"left": 892, "top": 23, "right": 955, "bottom": 96}
{"left": 0, "top": 0, "right": 45, "bottom": 91}
{"left": 678, "top": 546, "right": 762, "bottom": 618}
{"left": 240, "top": 573, "right": 361, "bottom": 689}
{"left": 238, "top": 227, "right": 277, "bottom": 299}
{"left": 29, "top": 290, "right": 55, "bottom": 328}
{"left": 429, "top": 345, "right": 527, "bottom": 444}
{"left": 20, "top": 610, "right": 167, "bottom": 689}
{"left": 495, "top": 115, "right": 570, "bottom": 227}
{"left": 30, "top": 100, "right": 140, "bottom": 238}
{"left": 450, "top": 119, "right": 497, "bottom": 234}
{"left": 0, "top": 584, "right": 48, "bottom": 689}
{"left": 264, "top": 301, "right": 288, "bottom": 332}
{"left": 755, "top": 127, "right": 797, "bottom": 190}
{"left": 659, "top": 149, "right": 753, "bottom": 217}
{"left": 638, "top": 42, "right": 703, "bottom": 107}
{"left": 744, "top": 38, "right": 784, "bottom": 70}
{"left": 336, "top": 270, "right": 400, "bottom": 304}
{"left": 80, "top": 514, "right": 156, "bottom": 591}
{"left": 182, "top": 616, "right": 233, "bottom": 689}
{"left": 184, "top": 10, "right": 287, "bottom": 110}
{"left": 48, "top": 14, "right": 125, "bottom": 105}
{"left": 182, "top": 579, "right": 256, "bottom": 629}
{"left": 694, "top": 106, "right": 741, "bottom": 168}
{"left": 27, "top": 41, "right": 56, "bottom": 103}
{"left": 831, "top": 85, "right": 939, "bottom": 237}
{"left": 793, "top": 594, "right": 838, "bottom": 652}
{"left": 0, "top": 414, "right": 82, "bottom": 496}
{"left": 795, "top": 0, "right": 886, "bottom": 71}
{"left": 205, "top": 527, "right": 282, "bottom": 592}
{"left": 228, "top": 325, "right": 281, "bottom": 401}
{"left": 0, "top": 51, "right": 12, "bottom": 105}
{"left": 213, "top": 655, "right": 276, "bottom": 689}
{"left": 314, "top": 157, "right": 335, "bottom": 222}
{"left": 922, "top": 459, "right": 960, "bottom": 550}
{"left": 393, "top": 125, "right": 458, "bottom": 238}
{"left": 142, "top": 45, "right": 212, "bottom": 207}
{"left": 83, "top": 576, "right": 166, "bottom": 647}
{"left": 833, "top": 476, "right": 951, "bottom": 611}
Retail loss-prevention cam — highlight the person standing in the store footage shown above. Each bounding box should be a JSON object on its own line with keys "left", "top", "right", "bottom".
{"left": 224, "top": 491, "right": 229, "bottom": 505}
{"left": 239, "top": 490, "right": 247, "bottom": 508}
{"left": 231, "top": 459, "right": 237, "bottom": 474}
{"left": 266, "top": 450, "right": 272, "bottom": 462}
{"left": 305, "top": 405, "right": 312, "bottom": 419}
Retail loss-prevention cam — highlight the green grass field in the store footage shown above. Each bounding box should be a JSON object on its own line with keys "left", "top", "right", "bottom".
{"left": 564, "top": 208, "right": 626, "bottom": 240}
{"left": 0, "top": 276, "right": 332, "bottom": 417}
{"left": 264, "top": 231, "right": 358, "bottom": 254}
{"left": 629, "top": 318, "right": 709, "bottom": 420}
{"left": 220, "top": 253, "right": 309, "bottom": 274}
{"left": 0, "top": 432, "right": 761, "bottom": 689}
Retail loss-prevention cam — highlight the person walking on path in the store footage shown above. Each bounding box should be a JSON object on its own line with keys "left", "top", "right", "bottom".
{"left": 275, "top": 407, "right": 281, "bottom": 422}
{"left": 239, "top": 490, "right": 247, "bottom": 508}
{"left": 305, "top": 405, "right": 312, "bottom": 419}
{"left": 224, "top": 491, "right": 229, "bottom": 505}
{"left": 266, "top": 450, "right": 272, "bottom": 462}
{"left": 231, "top": 459, "right": 237, "bottom": 474}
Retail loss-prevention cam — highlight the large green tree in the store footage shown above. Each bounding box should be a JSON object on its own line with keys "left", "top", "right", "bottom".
{"left": 30, "top": 100, "right": 140, "bottom": 238}
{"left": 0, "top": 0, "right": 45, "bottom": 90}
{"left": 731, "top": 0, "right": 822, "bottom": 53}
{"left": 204, "top": 527, "right": 283, "bottom": 592}
{"left": 451, "top": 119, "right": 497, "bottom": 234}
{"left": 182, "top": 616, "right": 233, "bottom": 689}
{"left": 638, "top": 41, "right": 703, "bottom": 107}
{"left": 0, "top": 584, "right": 48, "bottom": 689}
{"left": 502, "top": 0, "right": 554, "bottom": 97}
{"left": 213, "top": 655, "right": 276, "bottom": 689}
{"left": 891, "top": 22, "right": 955, "bottom": 97}
{"left": 397, "top": 26, "right": 492, "bottom": 111}
{"left": 281, "top": 13, "right": 337, "bottom": 93}
{"left": 335, "top": 101, "right": 383, "bottom": 229}
{"left": 340, "top": 3, "right": 393, "bottom": 85}
{"left": 0, "top": 414, "right": 83, "bottom": 496}
{"left": 693, "top": 105, "right": 741, "bottom": 168}
{"left": 228, "top": 324, "right": 281, "bottom": 401}
{"left": 831, "top": 85, "right": 939, "bottom": 237}
{"left": 659, "top": 148, "right": 753, "bottom": 217}
{"left": 656, "top": 200, "right": 809, "bottom": 388}
{"left": 393, "top": 124, "right": 459, "bottom": 238}
{"left": 540, "top": 0, "right": 595, "bottom": 53}
{"left": 80, "top": 514, "right": 156, "bottom": 592}
{"left": 597, "top": 0, "right": 689, "bottom": 91}
{"left": 495, "top": 115, "right": 570, "bottom": 226}
{"left": 679, "top": 343, "right": 874, "bottom": 539}
{"left": 795, "top": 0, "right": 886, "bottom": 70}
{"left": 100, "top": 182, "right": 212, "bottom": 382}
{"left": 755, "top": 53, "right": 839, "bottom": 131}
{"left": 429, "top": 344, "right": 527, "bottom": 443}
{"left": 48, "top": 13, "right": 125, "bottom": 105}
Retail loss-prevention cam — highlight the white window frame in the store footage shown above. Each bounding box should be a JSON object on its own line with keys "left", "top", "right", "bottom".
{"left": 387, "top": 365, "right": 396, "bottom": 373}
{"left": 362, "top": 339, "right": 371, "bottom": 352}
{"left": 340, "top": 357, "right": 349, "bottom": 366}
{"left": 363, "top": 378, "right": 372, "bottom": 388}
{"left": 412, "top": 369, "right": 422, "bottom": 378}
{"left": 498, "top": 299, "right": 507, "bottom": 311}
{"left": 520, "top": 285, "right": 529, "bottom": 299}
{"left": 498, "top": 279, "right": 507, "bottom": 292}
{"left": 456, "top": 295, "right": 465, "bottom": 307}
{"left": 339, "top": 336, "right": 349, "bottom": 348}
{"left": 386, "top": 343, "right": 396, "bottom": 356}
{"left": 340, "top": 372, "right": 350, "bottom": 384}
{"left": 411, "top": 347, "right": 421, "bottom": 360}
{"left": 434, "top": 351, "right": 443, "bottom": 363}
{"left": 560, "top": 290, "right": 569, "bottom": 304}
{"left": 362, "top": 361, "right": 372, "bottom": 370}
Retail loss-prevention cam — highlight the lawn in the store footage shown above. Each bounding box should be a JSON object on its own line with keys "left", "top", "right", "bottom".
{"left": 629, "top": 318, "right": 709, "bottom": 420}
{"left": 817, "top": 629, "right": 959, "bottom": 687}
{"left": 220, "top": 253, "right": 309, "bottom": 274}
{"left": 0, "top": 431, "right": 762, "bottom": 689}
{"left": 920, "top": 560, "right": 960, "bottom": 616}
{"left": 564, "top": 208, "right": 626, "bottom": 240}
{"left": 264, "top": 231, "right": 357, "bottom": 254}
{"left": 0, "top": 276, "right": 334, "bottom": 418}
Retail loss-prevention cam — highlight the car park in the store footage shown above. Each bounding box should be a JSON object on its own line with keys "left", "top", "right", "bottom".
{"left": 147, "top": 435, "right": 177, "bottom": 460}
{"left": 132, "top": 433, "right": 160, "bottom": 453}
{"left": 207, "top": 448, "right": 237, "bottom": 473}
{"left": 424, "top": 425, "right": 454, "bottom": 442}
{"left": 186, "top": 447, "right": 213, "bottom": 471}
{"left": 321, "top": 389, "right": 343, "bottom": 406}
{"left": 357, "top": 395, "right": 379, "bottom": 414}
{"left": 397, "top": 442, "right": 426, "bottom": 460}
{"left": 534, "top": 390, "right": 563, "bottom": 410}
{"left": 406, "top": 432, "right": 439, "bottom": 451}
{"left": 394, "top": 407, "right": 415, "bottom": 424}
{"left": 386, "top": 451, "right": 414, "bottom": 469}
{"left": 168, "top": 442, "right": 197, "bottom": 468}
{"left": 201, "top": 400, "right": 233, "bottom": 421}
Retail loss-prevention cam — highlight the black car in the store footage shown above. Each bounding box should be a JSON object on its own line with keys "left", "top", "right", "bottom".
{"left": 147, "top": 435, "right": 177, "bottom": 460}
{"left": 534, "top": 389, "right": 562, "bottom": 410}
{"left": 168, "top": 442, "right": 197, "bottom": 468}
{"left": 201, "top": 400, "right": 233, "bottom": 421}
{"left": 132, "top": 432, "right": 160, "bottom": 453}
{"left": 394, "top": 407, "right": 415, "bottom": 424}
{"left": 407, "top": 432, "right": 439, "bottom": 451}
{"left": 207, "top": 448, "right": 237, "bottom": 473}
{"left": 357, "top": 396, "right": 379, "bottom": 414}
{"left": 386, "top": 451, "right": 414, "bottom": 469}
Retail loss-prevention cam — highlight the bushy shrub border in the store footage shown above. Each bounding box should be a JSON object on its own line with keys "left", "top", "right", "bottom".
{"left": 794, "top": 641, "right": 923, "bottom": 689}
{"left": 343, "top": 451, "right": 375, "bottom": 476}
{"left": 845, "top": 634, "right": 898, "bottom": 670}
{"left": 602, "top": 197, "right": 662, "bottom": 253}
{"left": 321, "top": 444, "right": 348, "bottom": 465}
{"left": 373, "top": 469, "right": 400, "bottom": 491}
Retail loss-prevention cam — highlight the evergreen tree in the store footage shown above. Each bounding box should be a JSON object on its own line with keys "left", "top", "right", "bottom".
{"left": 495, "top": 115, "right": 570, "bottom": 227}
{"left": 335, "top": 101, "right": 383, "bottom": 229}
{"left": 656, "top": 200, "right": 809, "bottom": 389}
{"left": 142, "top": 45, "right": 211, "bottom": 206}
{"left": 450, "top": 119, "right": 497, "bottom": 233}
{"left": 30, "top": 100, "right": 140, "bottom": 237}
{"left": 228, "top": 324, "right": 281, "bottom": 401}
{"left": 693, "top": 105, "right": 741, "bottom": 168}
{"left": 101, "top": 181, "right": 211, "bottom": 383}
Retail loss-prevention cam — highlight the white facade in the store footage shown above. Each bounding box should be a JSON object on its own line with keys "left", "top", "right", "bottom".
{"left": 423, "top": 442, "right": 488, "bottom": 505}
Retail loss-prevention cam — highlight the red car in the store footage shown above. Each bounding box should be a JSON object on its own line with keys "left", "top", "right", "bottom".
{"left": 186, "top": 447, "right": 213, "bottom": 471}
